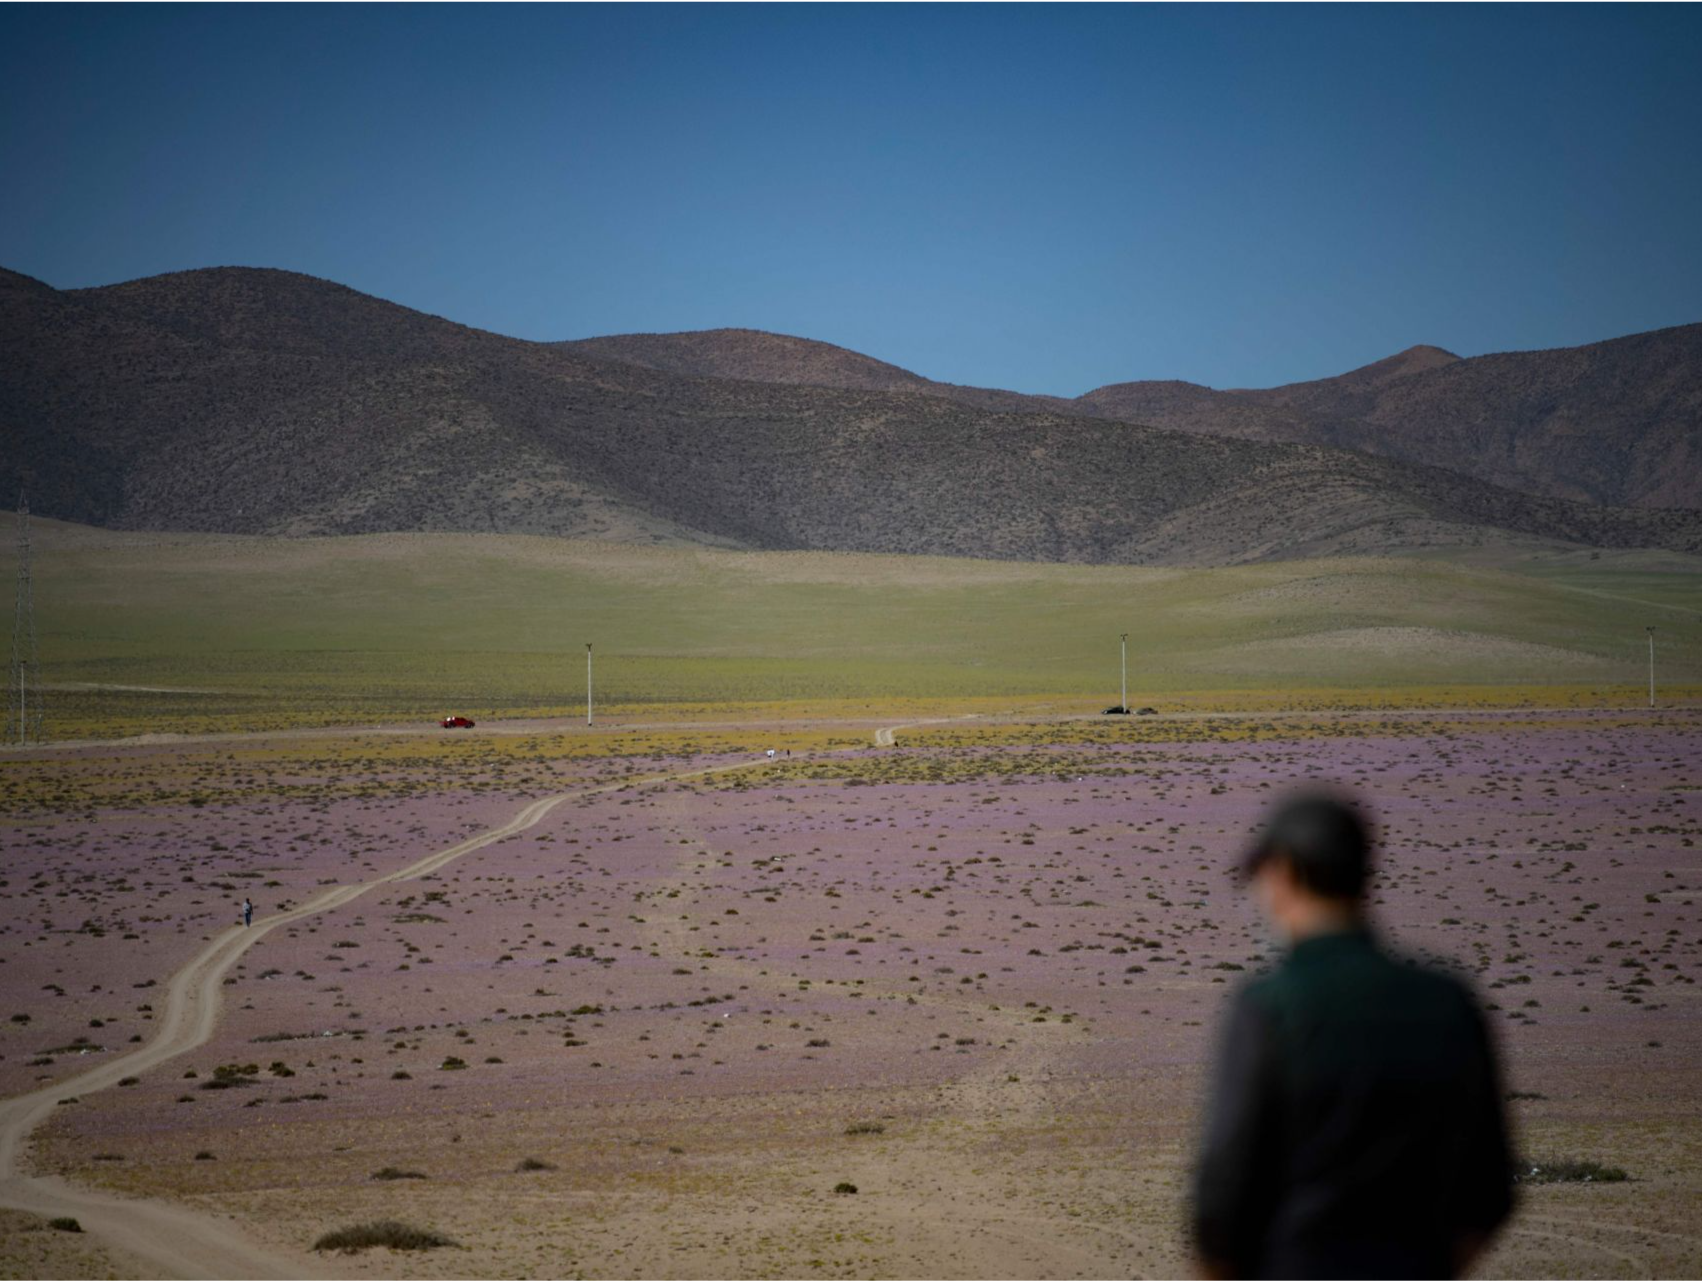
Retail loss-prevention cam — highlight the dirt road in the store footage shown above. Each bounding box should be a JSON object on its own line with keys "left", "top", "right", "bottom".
{"left": 8, "top": 698, "right": 1690, "bottom": 759}
{"left": 874, "top": 714, "right": 977, "bottom": 746}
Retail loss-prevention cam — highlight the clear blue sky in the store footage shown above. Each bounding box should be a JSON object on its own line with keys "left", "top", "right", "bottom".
{"left": 3, "top": 4, "right": 1699, "bottom": 393}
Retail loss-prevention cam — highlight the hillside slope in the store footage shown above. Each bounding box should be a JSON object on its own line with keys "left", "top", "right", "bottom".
{"left": 570, "top": 321, "right": 1702, "bottom": 509}
{"left": 1053, "top": 330, "right": 1702, "bottom": 508}
{"left": 17, "top": 518, "right": 1699, "bottom": 738}
{"left": 560, "top": 328, "right": 934, "bottom": 393}
{"left": 1231, "top": 326, "right": 1702, "bottom": 508}
{"left": 4, "top": 266, "right": 1700, "bottom": 564}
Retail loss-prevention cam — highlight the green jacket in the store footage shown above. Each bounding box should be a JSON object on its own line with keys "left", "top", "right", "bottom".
{"left": 1192, "top": 928, "right": 1514, "bottom": 1278}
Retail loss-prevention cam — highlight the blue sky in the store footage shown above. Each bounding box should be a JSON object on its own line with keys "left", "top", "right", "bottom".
{"left": 3, "top": 4, "right": 1699, "bottom": 393}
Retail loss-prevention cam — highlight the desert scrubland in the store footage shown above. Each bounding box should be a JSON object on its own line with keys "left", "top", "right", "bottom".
{"left": 3, "top": 705, "right": 1699, "bottom": 1279}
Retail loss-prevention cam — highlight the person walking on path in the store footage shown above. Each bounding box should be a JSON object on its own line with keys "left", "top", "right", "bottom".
{"left": 242, "top": 898, "right": 254, "bottom": 927}
{"left": 1190, "top": 792, "right": 1514, "bottom": 1279}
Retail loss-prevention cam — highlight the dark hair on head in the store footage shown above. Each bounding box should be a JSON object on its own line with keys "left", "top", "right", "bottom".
{"left": 1242, "top": 790, "right": 1373, "bottom": 900}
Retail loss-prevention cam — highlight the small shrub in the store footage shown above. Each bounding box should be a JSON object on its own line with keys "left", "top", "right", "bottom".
{"left": 312, "top": 1220, "right": 457, "bottom": 1252}
{"left": 194, "top": 1150, "right": 216, "bottom": 1161}
{"left": 371, "top": 1166, "right": 428, "bottom": 1181}
{"left": 1516, "top": 1158, "right": 1629, "bottom": 1185}
{"left": 844, "top": 1122, "right": 885, "bottom": 1136}
{"left": 48, "top": 1217, "right": 81, "bottom": 1233}
{"left": 832, "top": 1181, "right": 858, "bottom": 1195}
{"left": 198, "top": 1063, "right": 262, "bottom": 1090}
{"left": 439, "top": 1056, "right": 466, "bottom": 1071}
{"left": 515, "top": 1157, "right": 556, "bottom": 1172}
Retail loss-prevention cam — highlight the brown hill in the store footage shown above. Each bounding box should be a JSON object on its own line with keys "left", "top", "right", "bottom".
{"left": 568, "top": 324, "right": 1701, "bottom": 509}
{"left": 560, "top": 328, "right": 933, "bottom": 393}
{"left": 1228, "top": 327, "right": 1702, "bottom": 508}
{"left": 1244, "top": 344, "right": 1462, "bottom": 398}
{"left": 1072, "top": 379, "right": 1311, "bottom": 442}
{"left": 5, "top": 265, "right": 1700, "bottom": 564}
{"left": 559, "top": 328, "right": 1075, "bottom": 414}
{"left": 1075, "top": 333, "right": 1702, "bottom": 508}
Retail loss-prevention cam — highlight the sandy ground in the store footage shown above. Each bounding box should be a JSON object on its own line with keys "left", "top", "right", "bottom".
{"left": 3, "top": 709, "right": 1700, "bottom": 1278}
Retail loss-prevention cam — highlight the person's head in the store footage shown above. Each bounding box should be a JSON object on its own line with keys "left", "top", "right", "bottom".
{"left": 1241, "top": 791, "right": 1373, "bottom": 942}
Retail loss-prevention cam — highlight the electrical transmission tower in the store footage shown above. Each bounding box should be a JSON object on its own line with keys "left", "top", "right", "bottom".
{"left": 8, "top": 493, "right": 43, "bottom": 746}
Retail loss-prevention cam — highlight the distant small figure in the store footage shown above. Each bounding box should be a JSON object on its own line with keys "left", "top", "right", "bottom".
{"left": 242, "top": 898, "right": 254, "bottom": 928}
{"left": 1191, "top": 791, "right": 1513, "bottom": 1279}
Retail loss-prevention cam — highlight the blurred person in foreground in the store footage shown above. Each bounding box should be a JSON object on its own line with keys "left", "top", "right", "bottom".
{"left": 1190, "top": 792, "right": 1514, "bottom": 1279}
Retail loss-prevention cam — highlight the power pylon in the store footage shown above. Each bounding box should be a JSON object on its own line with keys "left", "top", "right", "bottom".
{"left": 8, "top": 493, "right": 43, "bottom": 745}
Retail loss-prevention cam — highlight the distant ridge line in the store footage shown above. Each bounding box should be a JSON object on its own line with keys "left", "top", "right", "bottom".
{"left": 4, "top": 263, "right": 1700, "bottom": 561}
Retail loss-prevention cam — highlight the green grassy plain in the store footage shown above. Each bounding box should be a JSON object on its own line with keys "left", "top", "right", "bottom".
{"left": 10, "top": 520, "right": 1701, "bottom": 738}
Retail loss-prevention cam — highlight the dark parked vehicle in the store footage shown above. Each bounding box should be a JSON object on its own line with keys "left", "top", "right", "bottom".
{"left": 1104, "top": 705, "right": 1130, "bottom": 715}
{"left": 441, "top": 715, "right": 475, "bottom": 728}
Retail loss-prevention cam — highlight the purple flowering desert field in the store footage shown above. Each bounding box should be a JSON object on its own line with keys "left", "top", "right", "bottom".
{"left": 3, "top": 702, "right": 1698, "bottom": 1278}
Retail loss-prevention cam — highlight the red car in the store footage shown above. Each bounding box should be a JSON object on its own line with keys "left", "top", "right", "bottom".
{"left": 440, "top": 715, "right": 475, "bottom": 729}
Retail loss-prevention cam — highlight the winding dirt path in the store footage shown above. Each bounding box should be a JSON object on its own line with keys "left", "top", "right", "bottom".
{"left": 0, "top": 718, "right": 967, "bottom": 1278}
{"left": 873, "top": 714, "right": 975, "bottom": 747}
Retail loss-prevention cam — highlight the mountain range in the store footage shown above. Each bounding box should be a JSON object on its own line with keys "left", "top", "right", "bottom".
{"left": 4, "top": 264, "right": 1699, "bottom": 565}
{"left": 564, "top": 323, "right": 1702, "bottom": 510}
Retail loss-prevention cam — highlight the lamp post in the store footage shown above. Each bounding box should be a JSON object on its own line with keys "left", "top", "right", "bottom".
{"left": 1120, "top": 632, "right": 1128, "bottom": 713}
{"left": 586, "top": 643, "right": 594, "bottom": 727}
{"left": 1646, "top": 626, "right": 1655, "bottom": 709}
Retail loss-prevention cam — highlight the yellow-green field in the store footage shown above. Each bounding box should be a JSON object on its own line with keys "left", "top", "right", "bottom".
{"left": 10, "top": 520, "right": 1701, "bottom": 738}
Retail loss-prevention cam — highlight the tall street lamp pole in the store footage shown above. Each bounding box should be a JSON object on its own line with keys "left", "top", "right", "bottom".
{"left": 1120, "top": 632, "right": 1128, "bottom": 713}
{"left": 586, "top": 643, "right": 594, "bottom": 727}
